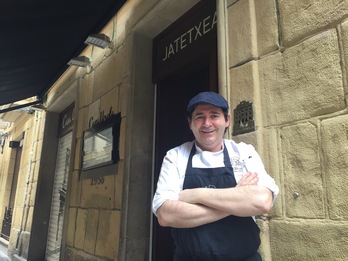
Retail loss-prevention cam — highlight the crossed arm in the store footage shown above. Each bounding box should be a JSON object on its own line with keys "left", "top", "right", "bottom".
{"left": 156, "top": 172, "right": 273, "bottom": 228}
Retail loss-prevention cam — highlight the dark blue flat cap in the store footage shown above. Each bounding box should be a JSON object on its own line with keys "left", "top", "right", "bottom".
{"left": 187, "top": 91, "right": 229, "bottom": 112}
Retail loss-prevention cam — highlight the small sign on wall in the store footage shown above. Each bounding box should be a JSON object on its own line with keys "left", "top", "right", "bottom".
{"left": 232, "top": 101, "right": 256, "bottom": 136}
{"left": 58, "top": 103, "right": 75, "bottom": 138}
{"left": 80, "top": 110, "right": 121, "bottom": 179}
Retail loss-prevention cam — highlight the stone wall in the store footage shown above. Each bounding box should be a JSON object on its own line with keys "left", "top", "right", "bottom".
{"left": 0, "top": 111, "right": 45, "bottom": 259}
{"left": 227, "top": 0, "right": 348, "bottom": 260}
{"left": 64, "top": 39, "right": 129, "bottom": 261}
{"left": 61, "top": 0, "right": 197, "bottom": 259}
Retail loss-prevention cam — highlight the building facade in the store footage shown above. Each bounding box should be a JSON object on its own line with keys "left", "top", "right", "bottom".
{"left": 0, "top": 0, "right": 348, "bottom": 260}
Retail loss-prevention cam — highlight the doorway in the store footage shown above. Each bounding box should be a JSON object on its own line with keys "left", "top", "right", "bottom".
{"left": 152, "top": 1, "right": 217, "bottom": 259}
{"left": 45, "top": 132, "right": 72, "bottom": 261}
{"left": 1, "top": 145, "right": 22, "bottom": 242}
{"left": 153, "top": 66, "right": 217, "bottom": 260}
{"left": 153, "top": 17, "right": 217, "bottom": 261}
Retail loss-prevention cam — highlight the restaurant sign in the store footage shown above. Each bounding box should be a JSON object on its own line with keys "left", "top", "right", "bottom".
{"left": 153, "top": 0, "right": 217, "bottom": 81}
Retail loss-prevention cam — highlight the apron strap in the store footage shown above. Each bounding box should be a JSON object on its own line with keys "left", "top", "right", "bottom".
{"left": 187, "top": 142, "right": 232, "bottom": 169}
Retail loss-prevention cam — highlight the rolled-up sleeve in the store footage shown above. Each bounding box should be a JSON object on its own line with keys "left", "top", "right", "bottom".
{"left": 152, "top": 151, "right": 182, "bottom": 216}
{"left": 240, "top": 143, "right": 279, "bottom": 204}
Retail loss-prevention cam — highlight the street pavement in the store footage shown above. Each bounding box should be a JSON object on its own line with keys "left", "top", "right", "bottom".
{"left": 0, "top": 239, "right": 9, "bottom": 261}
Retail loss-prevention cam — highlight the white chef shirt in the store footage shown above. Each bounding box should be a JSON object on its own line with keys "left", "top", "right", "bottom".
{"left": 152, "top": 139, "right": 279, "bottom": 216}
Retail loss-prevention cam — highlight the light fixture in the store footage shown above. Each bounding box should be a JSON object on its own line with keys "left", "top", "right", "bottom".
{"left": 68, "top": 56, "right": 91, "bottom": 67}
{"left": 85, "top": 33, "right": 111, "bottom": 49}
{"left": 30, "top": 104, "right": 46, "bottom": 111}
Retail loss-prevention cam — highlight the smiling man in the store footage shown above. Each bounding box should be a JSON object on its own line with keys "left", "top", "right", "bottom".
{"left": 152, "top": 91, "right": 279, "bottom": 261}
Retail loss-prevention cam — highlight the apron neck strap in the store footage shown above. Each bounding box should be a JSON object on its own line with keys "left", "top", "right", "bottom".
{"left": 188, "top": 142, "right": 232, "bottom": 168}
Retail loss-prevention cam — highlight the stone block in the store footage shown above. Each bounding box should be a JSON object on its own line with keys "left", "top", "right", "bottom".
{"left": 115, "top": 160, "right": 124, "bottom": 210}
{"left": 87, "top": 100, "right": 101, "bottom": 129}
{"left": 262, "top": 128, "right": 282, "bottom": 218}
{"left": 229, "top": 61, "right": 257, "bottom": 113}
{"left": 229, "top": 61, "right": 266, "bottom": 141}
{"left": 17, "top": 231, "right": 30, "bottom": 259}
{"left": 93, "top": 47, "right": 126, "bottom": 100}
{"left": 83, "top": 209, "right": 99, "bottom": 254}
{"left": 254, "top": 0, "right": 279, "bottom": 55}
{"left": 100, "top": 86, "right": 120, "bottom": 117}
{"left": 80, "top": 175, "right": 115, "bottom": 209}
{"left": 260, "top": 29, "right": 344, "bottom": 126}
{"left": 270, "top": 220, "right": 348, "bottom": 260}
{"left": 119, "top": 118, "right": 126, "bottom": 160}
{"left": 281, "top": 123, "right": 324, "bottom": 218}
{"left": 66, "top": 207, "right": 77, "bottom": 246}
{"left": 79, "top": 73, "right": 94, "bottom": 109}
{"left": 69, "top": 171, "right": 81, "bottom": 207}
{"left": 340, "top": 19, "right": 348, "bottom": 94}
{"left": 74, "top": 250, "right": 103, "bottom": 261}
{"left": 24, "top": 207, "right": 33, "bottom": 232}
{"left": 279, "top": 0, "right": 348, "bottom": 46}
{"left": 119, "top": 82, "right": 129, "bottom": 118}
{"left": 33, "top": 138, "right": 43, "bottom": 164}
{"left": 37, "top": 116, "right": 46, "bottom": 144}
{"left": 95, "top": 210, "right": 121, "bottom": 260}
{"left": 74, "top": 208, "right": 87, "bottom": 249}
{"left": 73, "top": 138, "right": 82, "bottom": 171}
{"left": 227, "top": 0, "right": 238, "bottom": 6}
{"left": 76, "top": 107, "right": 87, "bottom": 140}
{"left": 228, "top": 0, "right": 255, "bottom": 66}
{"left": 232, "top": 131, "right": 258, "bottom": 149}
{"left": 64, "top": 247, "right": 76, "bottom": 261}
{"left": 321, "top": 115, "right": 348, "bottom": 219}
{"left": 12, "top": 206, "right": 25, "bottom": 230}
{"left": 29, "top": 161, "right": 38, "bottom": 183}
{"left": 28, "top": 182, "right": 37, "bottom": 207}
{"left": 7, "top": 228, "right": 19, "bottom": 257}
{"left": 257, "top": 219, "right": 272, "bottom": 261}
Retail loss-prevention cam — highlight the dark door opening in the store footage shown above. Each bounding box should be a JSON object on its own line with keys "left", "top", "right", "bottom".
{"left": 152, "top": 51, "right": 217, "bottom": 261}
{"left": 151, "top": 1, "right": 217, "bottom": 259}
{"left": 1, "top": 146, "right": 22, "bottom": 241}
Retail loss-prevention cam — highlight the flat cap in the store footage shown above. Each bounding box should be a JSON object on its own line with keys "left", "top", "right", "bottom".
{"left": 186, "top": 91, "right": 229, "bottom": 112}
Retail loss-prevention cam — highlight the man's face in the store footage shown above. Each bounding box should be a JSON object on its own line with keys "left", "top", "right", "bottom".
{"left": 189, "top": 104, "right": 230, "bottom": 152}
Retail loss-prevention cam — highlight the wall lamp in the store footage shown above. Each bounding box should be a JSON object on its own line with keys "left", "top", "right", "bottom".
{"left": 85, "top": 33, "right": 111, "bottom": 49}
{"left": 67, "top": 56, "right": 91, "bottom": 67}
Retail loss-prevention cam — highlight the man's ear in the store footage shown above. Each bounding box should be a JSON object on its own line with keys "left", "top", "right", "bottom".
{"left": 226, "top": 114, "right": 231, "bottom": 127}
{"left": 187, "top": 117, "right": 192, "bottom": 129}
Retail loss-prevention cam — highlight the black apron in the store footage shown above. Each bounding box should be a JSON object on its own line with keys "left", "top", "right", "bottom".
{"left": 172, "top": 144, "right": 261, "bottom": 261}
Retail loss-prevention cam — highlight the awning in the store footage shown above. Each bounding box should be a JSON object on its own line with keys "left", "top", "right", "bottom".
{"left": 0, "top": 0, "right": 126, "bottom": 107}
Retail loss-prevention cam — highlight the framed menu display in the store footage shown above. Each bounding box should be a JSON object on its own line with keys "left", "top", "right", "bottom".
{"left": 81, "top": 112, "right": 121, "bottom": 179}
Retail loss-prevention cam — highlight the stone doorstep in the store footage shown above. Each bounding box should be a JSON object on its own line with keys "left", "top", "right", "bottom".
{"left": 0, "top": 237, "right": 8, "bottom": 251}
{"left": 12, "top": 254, "right": 26, "bottom": 261}
{"left": 0, "top": 238, "right": 9, "bottom": 261}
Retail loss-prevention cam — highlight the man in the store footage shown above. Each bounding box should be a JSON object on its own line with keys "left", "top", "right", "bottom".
{"left": 152, "top": 91, "right": 279, "bottom": 261}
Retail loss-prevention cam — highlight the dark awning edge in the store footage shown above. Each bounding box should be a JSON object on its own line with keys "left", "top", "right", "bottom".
{"left": 0, "top": 98, "right": 43, "bottom": 114}
{"left": 0, "top": 0, "right": 126, "bottom": 107}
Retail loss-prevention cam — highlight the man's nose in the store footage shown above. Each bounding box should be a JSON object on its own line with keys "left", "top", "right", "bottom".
{"left": 203, "top": 117, "right": 212, "bottom": 126}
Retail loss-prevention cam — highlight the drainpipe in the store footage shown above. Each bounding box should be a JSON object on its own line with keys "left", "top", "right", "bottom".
{"left": 216, "top": 0, "right": 230, "bottom": 97}
{"left": 216, "top": 0, "right": 231, "bottom": 139}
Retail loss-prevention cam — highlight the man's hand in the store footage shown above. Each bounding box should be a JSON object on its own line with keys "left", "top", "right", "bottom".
{"left": 236, "top": 172, "right": 259, "bottom": 187}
